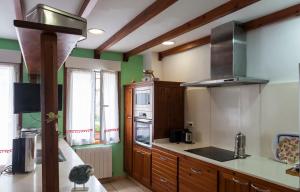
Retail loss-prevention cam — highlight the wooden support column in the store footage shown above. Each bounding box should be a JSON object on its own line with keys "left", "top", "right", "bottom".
{"left": 40, "top": 32, "right": 59, "bottom": 192}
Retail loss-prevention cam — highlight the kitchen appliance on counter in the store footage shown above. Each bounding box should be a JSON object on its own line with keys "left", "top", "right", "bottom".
{"left": 185, "top": 146, "right": 249, "bottom": 162}
{"left": 169, "top": 129, "right": 183, "bottom": 143}
{"left": 183, "top": 129, "right": 193, "bottom": 144}
{"left": 169, "top": 129, "right": 193, "bottom": 144}
{"left": 234, "top": 132, "right": 247, "bottom": 159}
{"left": 12, "top": 133, "right": 37, "bottom": 173}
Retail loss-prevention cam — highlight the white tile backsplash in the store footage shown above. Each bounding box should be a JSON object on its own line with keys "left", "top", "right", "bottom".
{"left": 259, "top": 82, "right": 299, "bottom": 158}
{"left": 210, "top": 85, "right": 262, "bottom": 155}
{"left": 183, "top": 83, "right": 298, "bottom": 158}
{"left": 184, "top": 88, "right": 210, "bottom": 145}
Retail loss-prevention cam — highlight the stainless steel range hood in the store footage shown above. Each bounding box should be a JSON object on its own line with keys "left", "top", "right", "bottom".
{"left": 181, "top": 21, "right": 268, "bottom": 87}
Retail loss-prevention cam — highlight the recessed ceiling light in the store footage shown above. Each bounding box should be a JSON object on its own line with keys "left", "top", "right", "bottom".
{"left": 162, "top": 41, "right": 175, "bottom": 46}
{"left": 88, "top": 28, "right": 105, "bottom": 35}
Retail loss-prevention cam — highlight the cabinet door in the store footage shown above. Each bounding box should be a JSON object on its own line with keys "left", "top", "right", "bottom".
{"left": 132, "top": 148, "right": 143, "bottom": 180}
{"left": 219, "top": 172, "right": 250, "bottom": 192}
{"left": 152, "top": 148, "right": 178, "bottom": 192}
{"left": 179, "top": 156, "right": 218, "bottom": 192}
{"left": 141, "top": 151, "right": 151, "bottom": 188}
{"left": 124, "top": 86, "right": 133, "bottom": 175}
{"left": 250, "top": 183, "right": 280, "bottom": 192}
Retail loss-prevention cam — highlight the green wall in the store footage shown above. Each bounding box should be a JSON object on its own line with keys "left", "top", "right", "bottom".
{"left": 0, "top": 38, "right": 143, "bottom": 177}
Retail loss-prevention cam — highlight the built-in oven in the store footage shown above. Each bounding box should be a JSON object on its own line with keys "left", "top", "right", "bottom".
{"left": 134, "top": 110, "right": 152, "bottom": 148}
{"left": 134, "top": 86, "right": 153, "bottom": 112}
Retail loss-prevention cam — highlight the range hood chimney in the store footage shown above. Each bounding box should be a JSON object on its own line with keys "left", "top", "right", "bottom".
{"left": 181, "top": 21, "right": 268, "bottom": 87}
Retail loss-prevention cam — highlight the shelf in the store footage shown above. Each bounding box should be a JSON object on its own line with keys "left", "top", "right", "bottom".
{"left": 14, "top": 20, "right": 85, "bottom": 74}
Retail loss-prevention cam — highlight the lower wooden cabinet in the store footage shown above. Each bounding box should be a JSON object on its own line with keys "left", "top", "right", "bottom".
{"left": 179, "top": 155, "right": 218, "bottom": 192}
{"left": 219, "top": 172, "right": 251, "bottom": 192}
{"left": 249, "top": 182, "right": 282, "bottom": 192}
{"left": 132, "top": 145, "right": 151, "bottom": 188}
{"left": 145, "top": 147, "right": 297, "bottom": 192}
{"left": 219, "top": 171, "right": 295, "bottom": 192}
{"left": 152, "top": 148, "right": 178, "bottom": 192}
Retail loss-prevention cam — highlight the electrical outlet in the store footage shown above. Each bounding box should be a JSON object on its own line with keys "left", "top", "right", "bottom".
{"left": 187, "top": 122, "right": 193, "bottom": 128}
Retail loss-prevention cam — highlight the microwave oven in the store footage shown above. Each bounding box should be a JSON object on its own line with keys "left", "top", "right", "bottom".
{"left": 134, "top": 86, "right": 153, "bottom": 111}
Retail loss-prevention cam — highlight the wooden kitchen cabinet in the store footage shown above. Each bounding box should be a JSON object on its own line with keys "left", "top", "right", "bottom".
{"left": 219, "top": 172, "right": 250, "bottom": 192}
{"left": 249, "top": 182, "right": 281, "bottom": 192}
{"left": 132, "top": 145, "right": 152, "bottom": 188}
{"left": 179, "top": 155, "right": 218, "bottom": 192}
{"left": 124, "top": 85, "right": 134, "bottom": 175}
{"left": 152, "top": 147, "right": 178, "bottom": 192}
{"left": 219, "top": 170, "right": 296, "bottom": 192}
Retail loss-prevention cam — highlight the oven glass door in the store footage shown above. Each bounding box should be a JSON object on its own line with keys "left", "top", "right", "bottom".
{"left": 134, "top": 118, "right": 152, "bottom": 147}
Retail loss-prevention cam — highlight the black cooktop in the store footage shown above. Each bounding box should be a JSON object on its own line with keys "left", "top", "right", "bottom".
{"left": 185, "top": 146, "right": 244, "bottom": 162}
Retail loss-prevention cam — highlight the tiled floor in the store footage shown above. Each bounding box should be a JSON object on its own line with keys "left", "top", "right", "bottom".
{"left": 103, "top": 178, "right": 152, "bottom": 192}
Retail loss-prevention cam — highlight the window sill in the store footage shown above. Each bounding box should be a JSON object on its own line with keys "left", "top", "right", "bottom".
{"left": 71, "top": 142, "right": 112, "bottom": 150}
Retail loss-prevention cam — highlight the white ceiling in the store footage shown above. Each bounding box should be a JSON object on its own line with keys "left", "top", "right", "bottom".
{"left": 1, "top": 0, "right": 300, "bottom": 54}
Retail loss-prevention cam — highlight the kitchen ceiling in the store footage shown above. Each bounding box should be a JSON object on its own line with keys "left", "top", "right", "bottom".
{"left": 1, "top": 0, "right": 300, "bottom": 54}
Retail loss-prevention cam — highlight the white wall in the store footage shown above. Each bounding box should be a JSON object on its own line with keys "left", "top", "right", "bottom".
{"left": 143, "top": 52, "right": 163, "bottom": 79}
{"left": 158, "top": 17, "right": 300, "bottom": 158}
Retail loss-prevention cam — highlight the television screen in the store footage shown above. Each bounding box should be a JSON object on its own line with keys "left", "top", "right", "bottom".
{"left": 13, "top": 83, "right": 63, "bottom": 113}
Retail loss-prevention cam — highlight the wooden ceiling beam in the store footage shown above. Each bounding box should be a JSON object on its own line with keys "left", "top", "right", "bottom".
{"left": 94, "top": 0, "right": 177, "bottom": 58}
{"left": 13, "top": 0, "right": 24, "bottom": 20}
{"left": 78, "top": 0, "right": 98, "bottom": 18}
{"left": 158, "top": 3, "right": 300, "bottom": 60}
{"left": 123, "top": 0, "right": 259, "bottom": 61}
{"left": 158, "top": 36, "right": 210, "bottom": 60}
{"left": 242, "top": 3, "right": 300, "bottom": 31}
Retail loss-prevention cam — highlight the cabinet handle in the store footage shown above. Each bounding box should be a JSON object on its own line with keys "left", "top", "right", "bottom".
{"left": 232, "top": 178, "right": 249, "bottom": 186}
{"left": 160, "top": 177, "right": 167, "bottom": 183}
{"left": 250, "top": 184, "right": 270, "bottom": 192}
{"left": 159, "top": 156, "right": 167, "bottom": 161}
{"left": 127, "top": 116, "right": 132, "bottom": 119}
{"left": 190, "top": 168, "right": 202, "bottom": 174}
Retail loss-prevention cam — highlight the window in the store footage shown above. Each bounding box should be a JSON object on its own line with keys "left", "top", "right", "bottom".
{"left": 95, "top": 72, "right": 101, "bottom": 142}
{"left": 66, "top": 69, "right": 119, "bottom": 146}
{"left": 0, "top": 64, "right": 18, "bottom": 166}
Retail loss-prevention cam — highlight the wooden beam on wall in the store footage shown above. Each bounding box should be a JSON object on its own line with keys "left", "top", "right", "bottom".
{"left": 13, "top": 0, "right": 24, "bottom": 20}
{"left": 78, "top": 0, "right": 98, "bottom": 18}
{"left": 158, "top": 3, "right": 300, "bottom": 60}
{"left": 123, "top": 0, "right": 259, "bottom": 61}
{"left": 94, "top": 0, "right": 177, "bottom": 56}
{"left": 158, "top": 36, "right": 210, "bottom": 60}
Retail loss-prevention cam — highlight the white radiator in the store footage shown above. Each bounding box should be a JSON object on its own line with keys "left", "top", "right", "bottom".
{"left": 75, "top": 146, "right": 112, "bottom": 179}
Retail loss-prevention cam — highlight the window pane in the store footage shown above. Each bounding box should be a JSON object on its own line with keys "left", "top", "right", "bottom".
{"left": 67, "top": 70, "right": 95, "bottom": 145}
{"left": 0, "top": 65, "right": 16, "bottom": 165}
{"left": 95, "top": 72, "right": 100, "bottom": 141}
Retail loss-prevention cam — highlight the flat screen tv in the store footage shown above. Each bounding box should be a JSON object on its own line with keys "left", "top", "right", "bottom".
{"left": 13, "top": 83, "right": 63, "bottom": 113}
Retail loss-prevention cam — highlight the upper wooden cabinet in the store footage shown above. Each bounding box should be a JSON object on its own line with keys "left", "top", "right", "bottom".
{"left": 152, "top": 81, "right": 185, "bottom": 139}
{"left": 124, "top": 85, "right": 134, "bottom": 175}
